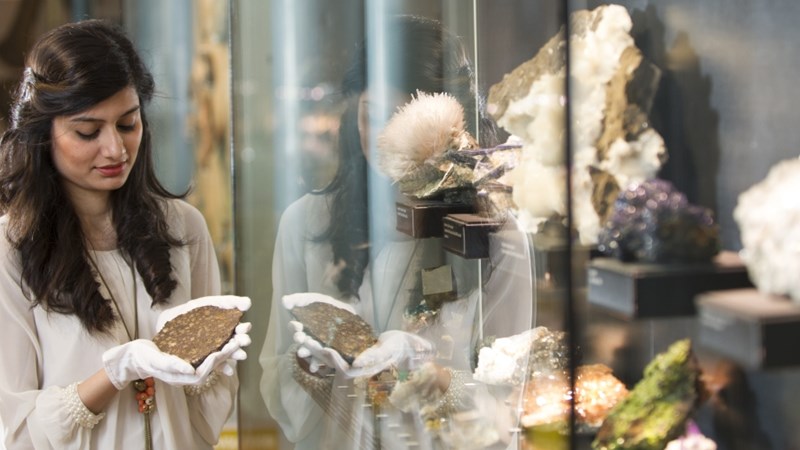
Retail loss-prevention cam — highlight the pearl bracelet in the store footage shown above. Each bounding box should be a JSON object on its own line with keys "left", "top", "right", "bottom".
{"left": 184, "top": 370, "right": 221, "bottom": 397}
{"left": 63, "top": 382, "right": 106, "bottom": 428}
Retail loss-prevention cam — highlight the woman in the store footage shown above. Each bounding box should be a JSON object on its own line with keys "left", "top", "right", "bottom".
{"left": 260, "top": 15, "right": 510, "bottom": 450}
{"left": 0, "top": 20, "right": 250, "bottom": 449}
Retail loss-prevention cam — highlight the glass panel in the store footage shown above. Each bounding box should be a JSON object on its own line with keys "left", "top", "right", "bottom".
{"left": 232, "top": 2, "right": 571, "bottom": 449}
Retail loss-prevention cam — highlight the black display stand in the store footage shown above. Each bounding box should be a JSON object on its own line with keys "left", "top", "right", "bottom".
{"left": 442, "top": 213, "right": 503, "bottom": 259}
{"left": 395, "top": 198, "right": 472, "bottom": 238}
{"left": 697, "top": 288, "right": 800, "bottom": 369}
{"left": 586, "top": 252, "right": 752, "bottom": 319}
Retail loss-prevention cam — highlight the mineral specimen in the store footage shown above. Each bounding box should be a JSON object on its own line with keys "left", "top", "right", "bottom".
{"left": 153, "top": 306, "right": 243, "bottom": 367}
{"left": 473, "top": 327, "right": 567, "bottom": 386}
{"left": 664, "top": 422, "right": 717, "bottom": 450}
{"left": 376, "top": 85, "right": 524, "bottom": 215}
{"left": 520, "top": 364, "right": 629, "bottom": 433}
{"left": 597, "top": 179, "right": 719, "bottom": 263}
{"left": 290, "top": 301, "right": 377, "bottom": 363}
{"left": 376, "top": 91, "right": 478, "bottom": 198}
{"left": 734, "top": 157, "right": 800, "bottom": 303}
{"left": 592, "top": 339, "right": 702, "bottom": 450}
{"left": 487, "top": 4, "right": 666, "bottom": 243}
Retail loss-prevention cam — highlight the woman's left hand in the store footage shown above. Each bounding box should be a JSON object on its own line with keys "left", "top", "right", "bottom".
{"left": 350, "top": 330, "right": 434, "bottom": 378}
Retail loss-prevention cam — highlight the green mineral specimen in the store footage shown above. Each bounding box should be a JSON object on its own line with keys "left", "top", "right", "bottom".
{"left": 592, "top": 339, "right": 700, "bottom": 450}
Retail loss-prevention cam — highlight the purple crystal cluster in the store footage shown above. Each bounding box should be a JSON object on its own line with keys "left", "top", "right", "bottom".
{"left": 598, "top": 179, "right": 719, "bottom": 263}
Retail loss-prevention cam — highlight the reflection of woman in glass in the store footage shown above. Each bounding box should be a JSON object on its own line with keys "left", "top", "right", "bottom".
{"left": 260, "top": 15, "right": 511, "bottom": 450}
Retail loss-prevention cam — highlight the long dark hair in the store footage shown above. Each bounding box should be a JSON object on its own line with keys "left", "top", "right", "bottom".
{"left": 0, "top": 20, "right": 183, "bottom": 334}
{"left": 318, "top": 15, "right": 497, "bottom": 298}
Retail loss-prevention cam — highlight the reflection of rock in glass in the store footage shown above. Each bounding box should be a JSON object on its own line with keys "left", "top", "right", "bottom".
{"left": 735, "top": 157, "right": 800, "bottom": 303}
{"left": 597, "top": 179, "right": 719, "bottom": 263}
{"left": 592, "top": 339, "right": 702, "bottom": 450}
{"left": 487, "top": 4, "right": 666, "bottom": 244}
{"left": 290, "top": 302, "right": 377, "bottom": 363}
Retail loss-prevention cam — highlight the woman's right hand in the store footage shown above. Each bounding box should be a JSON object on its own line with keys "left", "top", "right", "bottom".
{"left": 289, "top": 320, "right": 351, "bottom": 375}
{"left": 101, "top": 339, "right": 200, "bottom": 390}
{"left": 282, "top": 293, "right": 356, "bottom": 375}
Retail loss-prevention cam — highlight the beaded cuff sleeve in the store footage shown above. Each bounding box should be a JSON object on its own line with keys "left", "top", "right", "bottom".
{"left": 288, "top": 343, "right": 334, "bottom": 398}
{"left": 63, "top": 382, "right": 106, "bottom": 428}
{"left": 433, "top": 368, "right": 471, "bottom": 417}
{"left": 184, "top": 370, "right": 221, "bottom": 397}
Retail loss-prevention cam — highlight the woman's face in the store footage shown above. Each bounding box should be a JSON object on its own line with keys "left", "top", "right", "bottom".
{"left": 51, "top": 86, "right": 142, "bottom": 201}
{"left": 357, "top": 89, "right": 410, "bottom": 161}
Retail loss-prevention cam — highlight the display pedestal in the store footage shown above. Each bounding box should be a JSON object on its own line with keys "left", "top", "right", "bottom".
{"left": 442, "top": 213, "right": 503, "bottom": 259}
{"left": 586, "top": 251, "right": 752, "bottom": 319}
{"left": 697, "top": 288, "right": 800, "bottom": 368}
{"left": 395, "top": 198, "right": 472, "bottom": 238}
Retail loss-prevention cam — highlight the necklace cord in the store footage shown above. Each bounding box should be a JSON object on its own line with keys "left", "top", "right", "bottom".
{"left": 87, "top": 253, "right": 152, "bottom": 450}
{"left": 87, "top": 253, "right": 138, "bottom": 341}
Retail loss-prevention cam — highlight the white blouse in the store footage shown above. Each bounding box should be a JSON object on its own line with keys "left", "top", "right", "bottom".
{"left": 0, "top": 199, "right": 237, "bottom": 450}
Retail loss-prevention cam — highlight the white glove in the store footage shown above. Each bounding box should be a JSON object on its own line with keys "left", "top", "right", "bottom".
{"left": 103, "top": 339, "right": 200, "bottom": 389}
{"left": 195, "top": 322, "right": 252, "bottom": 378}
{"left": 283, "top": 293, "right": 356, "bottom": 375}
{"left": 290, "top": 320, "right": 351, "bottom": 374}
{"left": 351, "top": 330, "right": 435, "bottom": 378}
{"left": 157, "top": 295, "right": 252, "bottom": 381}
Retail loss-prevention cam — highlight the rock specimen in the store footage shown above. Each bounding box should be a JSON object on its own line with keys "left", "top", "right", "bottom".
{"left": 593, "top": 339, "right": 702, "bottom": 450}
{"left": 473, "top": 326, "right": 567, "bottom": 386}
{"left": 520, "top": 364, "right": 629, "bottom": 433}
{"left": 734, "top": 157, "right": 800, "bottom": 303}
{"left": 290, "top": 301, "right": 377, "bottom": 363}
{"left": 376, "top": 90, "right": 523, "bottom": 217}
{"left": 487, "top": 4, "right": 666, "bottom": 244}
{"left": 597, "top": 179, "right": 719, "bottom": 263}
{"left": 376, "top": 91, "right": 477, "bottom": 198}
{"left": 664, "top": 422, "right": 717, "bottom": 450}
{"left": 153, "top": 306, "right": 243, "bottom": 367}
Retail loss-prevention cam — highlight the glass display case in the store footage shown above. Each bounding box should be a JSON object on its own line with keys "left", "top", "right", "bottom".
{"left": 231, "top": 1, "right": 800, "bottom": 449}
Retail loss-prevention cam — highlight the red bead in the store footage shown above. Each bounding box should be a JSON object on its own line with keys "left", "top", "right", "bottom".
{"left": 145, "top": 377, "right": 155, "bottom": 387}
{"left": 146, "top": 387, "right": 155, "bottom": 396}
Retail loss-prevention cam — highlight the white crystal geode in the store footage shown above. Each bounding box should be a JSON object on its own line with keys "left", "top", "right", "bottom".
{"left": 487, "top": 4, "right": 666, "bottom": 243}
{"left": 734, "top": 157, "right": 800, "bottom": 302}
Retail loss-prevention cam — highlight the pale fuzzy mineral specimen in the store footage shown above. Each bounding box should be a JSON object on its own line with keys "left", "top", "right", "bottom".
{"left": 376, "top": 91, "right": 477, "bottom": 183}
{"left": 487, "top": 5, "right": 666, "bottom": 243}
{"left": 734, "top": 157, "right": 800, "bottom": 302}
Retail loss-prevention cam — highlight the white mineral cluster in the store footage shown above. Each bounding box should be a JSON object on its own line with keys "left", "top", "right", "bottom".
{"left": 489, "top": 4, "right": 666, "bottom": 244}
{"left": 734, "top": 157, "right": 800, "bottom": 303}
{"left": 474, "top": 327, "right": 554, "bottom": 386}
